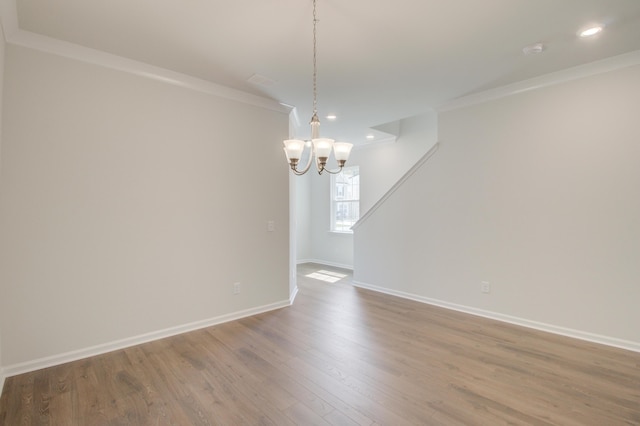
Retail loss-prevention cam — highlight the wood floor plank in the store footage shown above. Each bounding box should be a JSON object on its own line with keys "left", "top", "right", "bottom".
{"left": 1, "top": 263, "right": 639, "bottom": 425}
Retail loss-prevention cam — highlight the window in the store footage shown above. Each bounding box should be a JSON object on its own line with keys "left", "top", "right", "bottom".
{"left": 331, "top": 166, "right": 359, "bottom": 232}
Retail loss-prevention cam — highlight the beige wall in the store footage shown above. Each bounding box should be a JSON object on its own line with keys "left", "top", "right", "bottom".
{"left": 354, "top": 63, "right": 640, "bottom": 350}
{"left": 0, "top": 45, "right": 290, "bottom": 368}
{"left": 0, "top": 19, "right": 6, "bottom": 385}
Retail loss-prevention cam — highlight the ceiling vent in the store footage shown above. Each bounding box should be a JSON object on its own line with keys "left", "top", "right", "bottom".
{"left": 247, "top": 73, "right": 277, "bottom": 87}
{"left": 522, "top": 43, "right": 545, "bottom": 55}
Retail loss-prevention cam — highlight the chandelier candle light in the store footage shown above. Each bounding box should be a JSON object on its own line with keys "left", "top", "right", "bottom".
{"left": 283, "top": 0, "right": 353, "bottom": 175}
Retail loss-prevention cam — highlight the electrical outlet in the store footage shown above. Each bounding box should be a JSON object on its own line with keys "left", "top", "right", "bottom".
{"left": 481, "top": 281, "right": 491, "bottom": 294}
{"left": 233, "top": 282, "right": 241, "bottom": 295}
{"left": 267, "top": 220, "right": 275, "bottom": 232}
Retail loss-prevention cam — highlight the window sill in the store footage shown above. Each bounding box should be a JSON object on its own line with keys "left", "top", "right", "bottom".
{"left": 329, "top": 230, "right": 353, "bottom": 235}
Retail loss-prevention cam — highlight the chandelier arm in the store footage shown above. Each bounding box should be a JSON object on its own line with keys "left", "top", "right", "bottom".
{"left": 319, "top": 165, "right": 344, "bottom": 175}
{"left": 291, "top": 167, "right": 309, "bottom": 176}
{"left": 296, "top": 143, "right": 314, "bottom": 174}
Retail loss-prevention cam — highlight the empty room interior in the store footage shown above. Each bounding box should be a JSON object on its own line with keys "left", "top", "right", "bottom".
{"left": 1, "top": 0, "right": 639, "bottom": 424}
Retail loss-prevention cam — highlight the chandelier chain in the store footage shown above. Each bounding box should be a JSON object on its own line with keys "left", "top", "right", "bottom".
{"left": 312, "top": 0, "right": 318, "bottom": 115}
{"left": 282, "top": 0, "right": 352, "bottom": 176}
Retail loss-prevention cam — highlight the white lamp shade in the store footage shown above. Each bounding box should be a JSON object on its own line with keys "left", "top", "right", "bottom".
{"left": 283, "top": 147, "right": 291, "bottom": 163}
{"left": 312, "top": 138, "right": 334, "bottom": 158}
{"left": 283, "top": 139, "right": 305, "bottom": 161}
{"left": 333, "top": 142, "right": 353, "bottom": 162}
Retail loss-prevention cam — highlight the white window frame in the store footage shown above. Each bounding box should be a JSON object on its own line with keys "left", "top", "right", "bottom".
{"left": 330, "top": 166, "right": 360, "bottom": 233}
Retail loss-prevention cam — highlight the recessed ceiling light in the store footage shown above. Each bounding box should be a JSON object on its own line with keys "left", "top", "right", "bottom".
{"left": 579, "top": 25, "right": 603, "bottom": 38}
{"left": 366, "top": 134, "right": 375, "bottom": 140}
{"left": 326, "top": 114, "right": 337, "bottom": 121}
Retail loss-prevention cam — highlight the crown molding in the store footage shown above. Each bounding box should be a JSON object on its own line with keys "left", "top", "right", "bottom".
{"left": 8, "top": 30, "right": 289, "bottom": 113}
{"left": 0, "top": 0, "right": 287, "bottom": 114}
{"left": 0, "top": 0, "right": 18, "bottom": 40}
{"left": 438, "top": 49, "right": 640, "bottom": 112}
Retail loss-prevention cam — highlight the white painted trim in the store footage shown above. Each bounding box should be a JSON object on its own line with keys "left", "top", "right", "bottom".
{"left": 0, "top": 0, "right": 18, "bottom": 40}
{"left": 352, "top": 142, "right": 440, "bottom": 230}
{"left": 438, "top": 50, "right": 640, "bottom": 112}
{"left": 328, "top": 230, "right": 353, "bottom": 236}
{"left": 297, "top": 259, "right": 353, "bottom": 271}
{"left": 288, "top": 161, "right": 299, "bottom": 310}
{"left": 2, "top": 298, "right": 292, "bottom": 378}
{"left": 352, "top": 280, "right": 640, "bottom": 354}
{"left": 289, "top": 286, "right": 299, "bottom": 305}
{"left": 358, "top": 135, "right": 397, "bottom": 148}
{"left": 0, "top": 0, "right": 287, "bottom": 113}
{"left": 287, "top": 107, "right": 302, "bottom": 138}
{"left": 5, "top": 29, "right": 289, "bottom": 114}
{"left": 0, "top": 0, "right": 13, "bottom": 400}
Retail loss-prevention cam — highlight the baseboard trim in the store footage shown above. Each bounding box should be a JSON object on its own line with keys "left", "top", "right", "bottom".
{"left": 290, "top": 285, "right": 299, "bottom": 304}
{"left": 2, "top": 298, "right": 292, "bottom": 378}
{"left": 297, "top": 259, "right": 353, "bottom": 271}
{"left": 352, "top": 280, "right": 640, "bottom": 354}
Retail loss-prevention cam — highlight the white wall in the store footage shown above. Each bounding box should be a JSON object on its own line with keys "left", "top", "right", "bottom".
{"left": 295, "top": 172, "right": 312, "bottom": 261}
{"left": 354, "top": 63, "right": 640, "bottom": 350}
{"left": 307, "top": 172, "right": 355, "bottom": 268}
{"left": 300, "top": 112, "right": 437, "bottom": 269}
{"left": 354, "top": 113, "right": 438, "bottom": 214}
{"left": 0, "top": 45, "right": 290, "bottom": 369}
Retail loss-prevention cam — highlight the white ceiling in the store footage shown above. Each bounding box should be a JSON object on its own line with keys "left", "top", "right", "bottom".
{"left": 7, "top": 0, "right": 640, "bottom": 144}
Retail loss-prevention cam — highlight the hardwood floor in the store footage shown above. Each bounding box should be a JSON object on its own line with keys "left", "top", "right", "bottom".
{"left": 1, "top": 263, "right": 639, "bottom": 425}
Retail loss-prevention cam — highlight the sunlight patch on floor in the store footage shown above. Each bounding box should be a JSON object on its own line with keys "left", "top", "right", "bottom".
{"left": 305, "top": 269, "right": 348, "bottom": 283}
